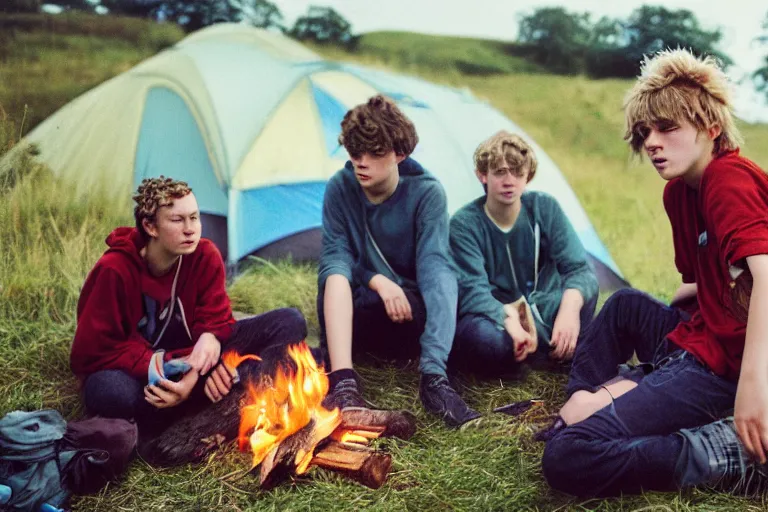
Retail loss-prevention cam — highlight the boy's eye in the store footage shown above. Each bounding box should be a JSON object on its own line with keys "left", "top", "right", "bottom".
{"left": 634, "top": 125, "right": 650, "bottom": 140}
{"left": 656, "top": 120, "right": 678, "bottom": 132}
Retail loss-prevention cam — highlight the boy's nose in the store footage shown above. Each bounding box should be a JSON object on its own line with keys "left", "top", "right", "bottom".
{"left": 644, "top": 130, "right": 660, "bottom": 149}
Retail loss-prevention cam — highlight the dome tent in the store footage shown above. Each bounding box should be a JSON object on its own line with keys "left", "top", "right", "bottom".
{"left": 4, "top": 23, "right": 628, "bottom": 290}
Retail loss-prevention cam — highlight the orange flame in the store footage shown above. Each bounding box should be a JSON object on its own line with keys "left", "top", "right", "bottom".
{"left": 222, "top": 351, "right": 261, "bottom": 370}
{"left": 232, "top": 342, "right": 340, "bottom": 470}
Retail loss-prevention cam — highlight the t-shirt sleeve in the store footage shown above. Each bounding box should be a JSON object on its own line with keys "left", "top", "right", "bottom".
{"left": 704, "top": 165, "right": 768, "bottom": 266}
{"left": 664, "top": 182, "right": 696, "bottom": 283}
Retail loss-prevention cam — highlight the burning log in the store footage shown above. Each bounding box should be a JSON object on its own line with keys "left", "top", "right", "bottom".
{"left": 259, "top": 431, "right": 393, "bottom": 490}
{"left": 312, "top": 441, "right": 392, "bottom": 489}
{"left": 339, "top": 407, "right": 417, "bottom": 440}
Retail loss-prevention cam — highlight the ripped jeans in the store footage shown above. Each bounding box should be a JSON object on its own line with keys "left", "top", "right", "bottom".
{"left": 542, "top": 288, "right": 738, "bottom": 497}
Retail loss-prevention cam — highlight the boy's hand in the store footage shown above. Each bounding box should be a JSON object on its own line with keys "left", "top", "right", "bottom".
{"left": 204, "top": 363, "right": 235, "bottom": 403}
{"left": 550, "top": 308, "right": 581, "bottom": 361}
{"left": 503, "top": 307, "right": 537, "bottom": 362}
{"left": 369, "top": 274, "right": 413, "bottom": 323}
{"left": 735, "top": 373, "right": 768, "bottom": 464}
{"left": 187, "top": 333, "right": 221, "bottom": 375}
{"left": 145, "top": 369, "right": 199, "bottom": 409}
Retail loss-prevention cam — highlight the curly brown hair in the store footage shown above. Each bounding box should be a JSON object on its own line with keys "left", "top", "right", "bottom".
{"left": 338, "top": 95, "right": 418, "bottom": 159}
{"left": 133, "top": 176, "right": 193, "bottom": 239}
{"left": 474, "top": 131, "right": 538, "bottom": 182}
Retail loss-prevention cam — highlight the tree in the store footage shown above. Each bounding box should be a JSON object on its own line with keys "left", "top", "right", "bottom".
{"left": 102, "top": 0, "right": 284, "bottom": 32}
{"left": 622, "top": 6, "right": 731, "bottom": 69}
{"left": 516, "top": 7, "right": 592, "bottom": 74}
{"left": 584, "top": 6, "right": 730, "bottom": 78}
{"left": 755, "top": 12, "right": 768, "bottom": 98}
{"left": 289, "top": 6, "right": 356, "bottom": 48}
{"left": 2, "top": 0, "right": 41, "bottom": 13}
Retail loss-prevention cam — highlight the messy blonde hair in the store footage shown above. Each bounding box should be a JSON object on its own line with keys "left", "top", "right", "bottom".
{"left": 339, "top": 95, "right": 418, "bottom": 159}
{"left": 133, "top": 176, "right": 192, "bottom": 239}
{"left": 624, "top": 48, "right": 742, "bottom": 155}
{"left": 474, "top": 131, "right": 538, "bottom": 182}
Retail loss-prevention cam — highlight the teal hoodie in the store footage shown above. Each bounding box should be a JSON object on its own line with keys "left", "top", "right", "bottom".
{"left": 318, "top": 157, "right": 458, "bottom": 376}
{"left": 450, "top": 192, "right": 598, "bottom": 342}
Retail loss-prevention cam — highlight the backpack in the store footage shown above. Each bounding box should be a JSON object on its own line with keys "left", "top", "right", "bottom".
{"left": 0, "top": 409, "right": 138, "bottom": 511}
{"left": 0, "top": 410, "right": 72, "bottom": 511}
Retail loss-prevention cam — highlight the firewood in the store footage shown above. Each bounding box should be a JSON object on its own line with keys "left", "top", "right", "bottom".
{"left": 258, "top": 413, "right": 340, "bottom": 489}
{"left": 311, "top": 441, "right": 392, "bottom": 489}
{"left": 339, "top": 407, "right": 417, "bottom": 440}
{"left": 137, "top": 385, "right": 246, "bottom": 467}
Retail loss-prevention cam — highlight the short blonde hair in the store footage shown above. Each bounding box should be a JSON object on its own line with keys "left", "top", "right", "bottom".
{"left": 133, "top": 176, "right": 192, "bottom": 239}
{"left": 474, "top": 131, "right": 538, "bottom": 182}
{"left": 624, "top": 48, "right": 742, "bottom": 155}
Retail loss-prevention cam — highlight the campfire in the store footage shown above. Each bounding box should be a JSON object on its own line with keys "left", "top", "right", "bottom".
{"left": 139, "top": 342, "right": 416, "bottom": 490}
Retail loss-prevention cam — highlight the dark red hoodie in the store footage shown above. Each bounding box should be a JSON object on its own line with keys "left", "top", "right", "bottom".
{"left": 70, "top": 227, "right": 235, "bottom": 382}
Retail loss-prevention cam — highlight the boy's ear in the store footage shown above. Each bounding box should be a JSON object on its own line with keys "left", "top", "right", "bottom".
{"left": 707, "top": 124, "right": 722, "bottom": 141}
{"left": 395, "top": 153, "right": 407, "bottom": 164}
{"left": 142, "top": 218, "right": 158, "bottom": 238}
{"left": 475, "top": 168, "right": 488, "bottom": 184}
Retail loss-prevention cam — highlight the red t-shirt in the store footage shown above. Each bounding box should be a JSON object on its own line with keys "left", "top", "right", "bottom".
{"left": 664, "top": 150, "right": 768, "bottom": 381}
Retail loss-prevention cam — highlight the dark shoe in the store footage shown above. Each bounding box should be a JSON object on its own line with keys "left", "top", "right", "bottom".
{"left": 323, "top": 377, "right": 367, "bottom": 410}
{"left": 680, "top": 416, "right": 768, "bottom": 495}
{"left": 419, "top": 373, "right": 481, "bottom": 428}
{"left": 533, "top": 416, "right": 567, "bottom": 442}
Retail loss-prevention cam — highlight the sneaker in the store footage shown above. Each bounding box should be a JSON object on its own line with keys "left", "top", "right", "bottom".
{"left": 680, "top": 417, "right": 768, "bottom": 495}
{"left": 419, "top": 373, "right": 481, "bottom": 428}
{"left": 323, "top": 377, "right": 367, "bottom": 410}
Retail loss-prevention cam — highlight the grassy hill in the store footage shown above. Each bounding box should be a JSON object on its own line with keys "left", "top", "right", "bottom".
{"left": 2, "top": 14, "right": 768, "bottom": 511}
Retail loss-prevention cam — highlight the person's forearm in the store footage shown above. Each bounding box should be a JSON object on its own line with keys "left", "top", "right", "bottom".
{"left": 741, "top": 262, "right": 768, "bottom": 381}
{"left": 558, "top": 288, "right": 584, "bottom": 316}
{"left": 670, "top": 282, "right": 697, "bottom": 305}
{"left": 324, "top": 274, "right": 354, "bottom": 371}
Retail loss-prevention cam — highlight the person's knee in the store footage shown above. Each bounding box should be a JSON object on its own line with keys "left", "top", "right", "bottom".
{"left": 83, "top": 370, "right": 142, "bottom": 419}
{"left": 542, "top": 432, "right": 593, "bottom": 496}
{"left": 277, "top": 307, "right": 308, "bottom": 341}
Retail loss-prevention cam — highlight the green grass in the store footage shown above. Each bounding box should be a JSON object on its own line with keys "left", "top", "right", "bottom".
{"left": 0, "top": 12, "right": 183, "bottom": 134}
{"left": 3, "top": 18, "right": 768, "bottom": 511}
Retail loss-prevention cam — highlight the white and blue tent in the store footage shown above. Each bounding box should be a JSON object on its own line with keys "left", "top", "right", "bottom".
{"left": 4, "top": 23, "right": 628, "bottom": 290}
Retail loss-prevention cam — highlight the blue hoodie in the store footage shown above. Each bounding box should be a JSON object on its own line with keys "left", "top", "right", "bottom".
{"left": 318, "top": 157, "right": 457, "bottom": 376}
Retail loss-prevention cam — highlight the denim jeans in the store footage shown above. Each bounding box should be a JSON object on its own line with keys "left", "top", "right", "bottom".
{"left": 542, "top": 289, "right": 738, "bottom": 497}
{"left": 450, "top": 292, "right": 597, "bottom": 376}
{"left": 82, "top": 308, "right": 307, "bottom": 435}
{"left": 318, "top": 285, "right": 427, "bottom": 365}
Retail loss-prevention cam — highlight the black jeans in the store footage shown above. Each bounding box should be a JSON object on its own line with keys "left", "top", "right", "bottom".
{"left": 450, "top": 292, "right": 598, "bottom": 376}
{"left": 318, "top": 285, "right": 427, "bottom": 365}
{"left": 82, "top": 308, "right": 307, "bottom": 434}
{"left": 542, "top": 289, "right": 737, "bottom": 497}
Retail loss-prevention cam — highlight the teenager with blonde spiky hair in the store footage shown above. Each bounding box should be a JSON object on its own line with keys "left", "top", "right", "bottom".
{"left": 540, "top": 48, "right": 768, "bottom": 496}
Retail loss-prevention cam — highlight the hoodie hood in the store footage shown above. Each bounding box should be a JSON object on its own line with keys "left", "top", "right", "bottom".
{"left": 105, "top": 227, "right": 146, "bottom": 269}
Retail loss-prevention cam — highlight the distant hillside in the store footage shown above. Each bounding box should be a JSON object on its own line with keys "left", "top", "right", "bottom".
{"left": 350, "top": 31, "right": 543, "bottom": 76}
{"left": 0, "top": 12, "right": 183, "bottom": 134}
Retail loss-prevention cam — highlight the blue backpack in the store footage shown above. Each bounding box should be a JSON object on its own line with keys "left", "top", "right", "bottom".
{"left": 0, "top": 409, "right": 74, "bottom": 511}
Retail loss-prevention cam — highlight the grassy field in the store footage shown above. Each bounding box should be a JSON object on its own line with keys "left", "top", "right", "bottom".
{"left": 2, "top": 15, "right": 768, "bottom": 511}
